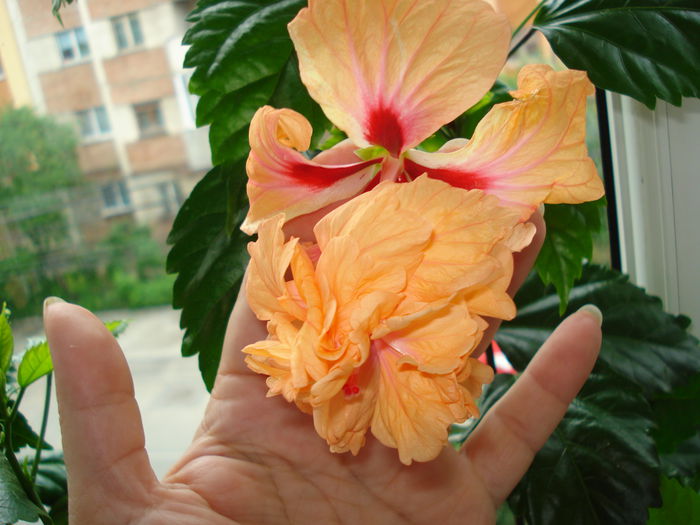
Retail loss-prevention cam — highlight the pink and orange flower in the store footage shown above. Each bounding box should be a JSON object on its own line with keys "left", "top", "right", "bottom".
{"left": 240, "top": 0, "right": 604, "bottom": 463}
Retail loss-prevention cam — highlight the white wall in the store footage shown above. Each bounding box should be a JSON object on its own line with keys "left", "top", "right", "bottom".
{"left": 609, "top": 94, "right": 700, "bottom": 336}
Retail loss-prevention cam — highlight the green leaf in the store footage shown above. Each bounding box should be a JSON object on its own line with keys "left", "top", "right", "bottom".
{"left": 167, "top": 165, "right": 250, "bottom": 390}
{"left": 452, "top": 81, "right": 512, "bottom": 139}
{"left": 535, "top": 200, "right": 605, "bottom": 314}
{"left": 183, "top": 0, "right": 328, "bottom": 164}
{"left": 534, "top": 0, "right": 700, "bottom": 108}
{"left": 105, "top": 319, "right": 128, "bottom": 338}
{"left": 0, "top": 454, "right": 41, "bottom": 522}
{"left": 0, "top": 307, "right": 13, "bottom": 375}
{"left": 647, "top": 477, "right": 700, "bottom": 525}
{"left": 17, "top": 341, "right": 52, "bottom": 388}
{"left": 660, "top": 433, "right": 700, "bottom": 483}
{"left": 499, "top": 265, "right": 700, "bottom": 397}
{"left": 508, "top": 372, "right": 660, "bottom": 525}
{"left": 6, "top": 403, "right": 52, "bottom": 452}
{"left": 652, "top": 373, "right": 700, "bottom": 454}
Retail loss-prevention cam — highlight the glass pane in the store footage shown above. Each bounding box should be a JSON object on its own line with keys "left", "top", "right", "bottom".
{"left": 75, "top": 110, "right": 93, "bottom": 137}
{"left": 112, "top": 19, "right": 128, "bottom": 50}
{"left": 118, "top": 180, "right": 131, "bottom": 206}
{"left": 129, "top": 14, "right": 144, "bottom": 46}
{"left": 74, "top": 27, "right": 90, "bottom": 58}
{"left": 101, "top": 183, "right": 117, "bottom": 208}
{"left": 95, "top": 106, "right": 111, "bottom": 133}
{"left": 56, "top": 32, "right": 74, "bottom": 61}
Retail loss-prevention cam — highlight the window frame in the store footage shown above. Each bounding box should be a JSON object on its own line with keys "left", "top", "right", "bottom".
{"left": 100, "top": 180, "right": 132, "bottom": 216}
{"left": 133, "top": 100, "right": 165, "bottom": 138}
{"left": 55, "top": 27, "right": 90, "bottom": 64}
{"left": 111, "top": 12, "right": 145, "bottom": 52}
{"left": 75, "top": 106, "right": 112, "bottom": 141}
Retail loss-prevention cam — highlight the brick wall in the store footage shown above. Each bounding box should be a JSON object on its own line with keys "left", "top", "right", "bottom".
{"left": 127, "top": 134, "right": 186, "bottom": 172}
{"left": 40, "top": 64, "right": 102, "bottom": 112}
{"left": 103, "top": 48, "right": 173, "bottom": 105}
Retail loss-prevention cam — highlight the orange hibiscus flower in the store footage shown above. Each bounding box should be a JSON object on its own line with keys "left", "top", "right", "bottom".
{"left": 243, "top": 176, "right": 535, "bottom": 464}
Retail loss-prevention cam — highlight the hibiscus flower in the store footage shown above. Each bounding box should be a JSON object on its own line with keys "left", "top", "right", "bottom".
{"left": 244, "top": 176, "right": 535, "bottom": 464}
{"left": 240, "top": 0, "right": 603, "bottom": 235}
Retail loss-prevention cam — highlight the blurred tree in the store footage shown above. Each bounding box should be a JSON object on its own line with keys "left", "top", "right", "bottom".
{"left": 0, "top": 107, "right": 83, "bottom": 303}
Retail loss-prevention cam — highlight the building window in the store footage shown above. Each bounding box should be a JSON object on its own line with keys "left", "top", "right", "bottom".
{"left": 75, "top": 107, "right": 111, "bottom": 139}
{"left": 55, "top": 27, "right": 90, "bottom": 63}
{"left": 134, "top": 101, "right": 165, "bottom": 137}
{"left": 101, "top": 180, "right": 132, "bottom": 213}
{"left": 112, "top": 13, "right": 144, "bottom": 51}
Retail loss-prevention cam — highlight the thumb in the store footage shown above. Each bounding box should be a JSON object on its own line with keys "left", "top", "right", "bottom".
{"left": 43, "top": 298, "right": 157, "bottom": 521}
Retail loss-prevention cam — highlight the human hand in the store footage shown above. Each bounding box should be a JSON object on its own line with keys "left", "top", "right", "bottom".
{"left": 43, "top": 215, "right": 602, "bottom": 525}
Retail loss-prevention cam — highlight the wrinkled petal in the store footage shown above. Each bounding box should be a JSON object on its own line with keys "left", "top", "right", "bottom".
{"left": 371, "top": 343, "right": 472, "bottom": 464}
{"left": 246, "top": 215, "right": 298, "bottom": 321}
{"left": 317, "top": 177, "right": 530, "bottom": 313}
{"left": 457, "top": 357, "right": 495, "bottom": 413}
{"left": 484, "top": 0, "right": 539, "bottom": 29}
{"left": 313, "top": 361, "right": 380, "bottom": 455}
{"left": 289, "top": 0, "right": 510, "bottom": 156}
{"left": 405, "top": 65, "right": 605, "bottom": 220}
{"left": 242, "top": 106, "right": 380, "bottom": 234}
{"left": 381, "top": 302, "right": 479, "bottom": 374}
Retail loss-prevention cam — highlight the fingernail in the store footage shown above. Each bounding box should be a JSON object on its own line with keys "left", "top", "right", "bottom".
{"left": 43, "top": 296, "right": 65, "bottom": 317}
{"left": 577, "top": 304, "right": 603, "bottom": 327}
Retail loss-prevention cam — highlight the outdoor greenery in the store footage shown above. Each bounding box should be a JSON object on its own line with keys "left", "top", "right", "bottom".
{"left": 0, "top": 108, "right": 175, "bottom": 318}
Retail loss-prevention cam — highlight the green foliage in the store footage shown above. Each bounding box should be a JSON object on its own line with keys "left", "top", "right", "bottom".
{"left": 647, "top": 477, "right": 700, "bottom": 525}
{"left": 18, "top": 342, "right": 52, "bottom": 388}
{"left": 0, "top": 307, "right": 13, "bottom": 375}
{"left": 2, "top": 222, "right": 174, "bottom": 318}
{"left": 483, "top": 264, "right": 700, "bottom": 524}
{"left": 535, "top": 200, "right": 605, "bottom": 314}
{"left": 510, "top": 372, "right": 660, "bottom": 525}
{"left": 5, "top": 404, "right": 51, "bottom": 453}
{"left": 0, "top": 455, "right": 41, "bottom": 523}
{"left": 499, "top": 265, "right": 700, "bottom": 397}
{"left": 534, "top": 0, "right": 700, "bottom": 108}
{"left": 167, "top": 165, "right": 250, "bottom": 390}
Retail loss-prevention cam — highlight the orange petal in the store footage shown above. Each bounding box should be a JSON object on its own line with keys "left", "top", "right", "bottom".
{"left": 404, "top": 65, "right": 605, "bottom": 220}
{"left": 246, "top": 215, "right": 299, "bottom": 321}
{"left": 371, "top": 343, "right": 471, "bottom": 464}
{"left": 381, "top": 302, "right": 480, "bottom": 374}
{"left": 313, "top": 360, "right": 380, "bottom": 455}
{"left": 484, "top": 0, "right": 539, "bottom": 29}
{"left": 241, "top": 106, "right": 380, "bottom": 235}
{"left": 288, "top": 0, "right": 510, "bottom": 156}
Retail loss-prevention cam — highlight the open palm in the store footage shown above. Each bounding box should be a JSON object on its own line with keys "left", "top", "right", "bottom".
{"left": 43, "top": 221, "right": 602, "bottom": 525}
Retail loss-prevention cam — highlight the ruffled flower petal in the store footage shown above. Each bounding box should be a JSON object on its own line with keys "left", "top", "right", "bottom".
{"left": 241, "top": 106, "right": 380, "bottom": 235}
{"left": 288, "top": 0, "right": 510, "bottom": 156}
{"left": 244, "top": 177, "right": 526, "bottom": 463}
{"left": 404, "top": 65, "right": 605, "bottom": 220}
{"left": 371, "top": 343, "right": 474, "bottom": 465}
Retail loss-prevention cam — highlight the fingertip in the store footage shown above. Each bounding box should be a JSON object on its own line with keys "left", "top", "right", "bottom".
{"left": 576, "top": 303, "right": 603, "bottom": 328}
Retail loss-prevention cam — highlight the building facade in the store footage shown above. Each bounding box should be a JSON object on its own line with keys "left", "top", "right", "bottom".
{"left": 1, "top": 0, "right": 210, "bottom": 241}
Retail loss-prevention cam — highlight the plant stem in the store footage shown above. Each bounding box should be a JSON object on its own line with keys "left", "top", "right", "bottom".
{"left": 508, "top": 28, "right": 536, "bottom": 59}
{"left": 0, "top": 393, "right": 53, "bottom": 524}
{"left": 511, "top": 0, "right": 547, "bottom": 39}
{"left": 30, "top": 373, "right": 52, "bottom": 482}
{"left": 8, "top": 386, "right": 26, "bottom": 424}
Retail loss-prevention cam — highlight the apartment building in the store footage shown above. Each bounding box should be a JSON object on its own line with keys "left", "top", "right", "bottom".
{"left": 1, "top": 0, "right": 210, "bottom": 241}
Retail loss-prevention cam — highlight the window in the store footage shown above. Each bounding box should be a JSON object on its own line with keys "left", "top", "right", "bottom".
{"left": 112, "top": 13, "right": 144, "bottom": 51}
{"left": 75, "top": 106, "right": 111, "bottom": 139}
{"left": 134, "top": 101, "right": 165, "bottom": 137}
{"left": 55, "top": 27, "right": 90, "bottom": 63}
{"left": 101, "top": 180, "right": 132, "bottom": 213}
